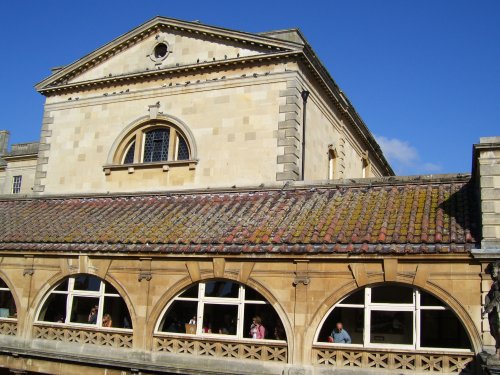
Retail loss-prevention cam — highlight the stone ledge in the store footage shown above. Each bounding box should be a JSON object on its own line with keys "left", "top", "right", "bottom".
{"left": 0, "top": 338, "right": 286, "bottom": 375}
{"left": 277, "top": 154, "right": 299, "bottom": 164}
{"left": 276, "top": 170, "right": 299, "bottom": 181}
{"left": 278, "top": 119, "right": 300, "bottom": 130}
{"left": 279, "top": 104, "right": 300, "bottom": 114}
{"left": 103, "top": 160, "right": 198, "bottom": 175}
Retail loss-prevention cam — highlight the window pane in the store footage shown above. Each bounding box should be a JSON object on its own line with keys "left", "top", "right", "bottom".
{"left": 245, "top": 288, "right": 266, "bottom": 302}
{"left": 38, "top": 293, "right": 67, "bottom": 323}
{"left": 160, "top": 300, "right": 198, "bottom": 333}
{"left": 370, "top": 310, "right": 413, "bottom": 345}
{"left": 73, "top": 275, "right": 101, "bottom": 292}
{"left": 202, "top": 304, "right": 238, "bottom": 335}
{"left": 144, "top": 129, "right": 170, "bottom": 162}
{"left": 371, "top": 285, "right": 413, "bottom": 304}
{"left": 104, "top": 282, "right": 119, "bottom": 295}
{"left": 317, "top": 307, "right": 363, "bottom": 344}
{"left": 103, "top": 296, "right": 132, "bottom": 329}
{"left": 177, "top": 135, "right": 189, "bottom": 160}
{"left": 340, "top": 289, "right": 364, "bottom": 305}
{"left": 420, "top": 310, "right": 471, "bottom": 349}
{"left": 123, "top": 141, "right": 135, "bottom": 164}
{"left": 70, "top": 296, "right": 100, "bottom": 324}
{"left": 420, "top": 291, "right": 445, "bottom": 307}
{"left": 0, "top": 279, "right": 7, "bottom": 289}
{"left": 244, "top": 303, "right": 285, "bottom": 340}
{"left": 0, "top": 290, "right": 16, "bottom": 318}
{"left": 54, "top": 279, "right": 69, "bottom": 291}
{"left": 204, "top": 281, "right": 239, "bottom": 298}
{"left": 179, "top": 284, "right": 199, "bottom": 298}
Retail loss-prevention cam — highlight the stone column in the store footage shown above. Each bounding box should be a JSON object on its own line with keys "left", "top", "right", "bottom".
{"left": 472, "top": 137, "right": 500, "bottom": 359}
{"left": 292, "top": 260, "right": 309, "bottom": 366}
{"left": 475, "top": 137, "right": 500, "bottom": 250}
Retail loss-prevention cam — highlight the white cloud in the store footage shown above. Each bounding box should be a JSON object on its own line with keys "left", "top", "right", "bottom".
{"left": 420, "top": 162, "right": 442, "bottom": 172}
{"left": 375, "top": 136, "right": 418, "bottom": 166}
{"left": 375, "top": 135, "right": 443, "bottom": 175}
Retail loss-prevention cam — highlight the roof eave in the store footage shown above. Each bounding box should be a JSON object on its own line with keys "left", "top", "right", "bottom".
{"left": 298, "top": 49, "right": 394, "bottom": 175}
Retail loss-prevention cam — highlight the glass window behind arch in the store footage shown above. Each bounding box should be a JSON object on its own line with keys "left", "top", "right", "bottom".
{"left": 143, "top": 129, "right": 170, "bottom": 162}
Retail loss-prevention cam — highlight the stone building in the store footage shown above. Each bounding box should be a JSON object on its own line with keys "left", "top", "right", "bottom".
{"left": 0, "top": 16, "right": 499, "bottom": 375}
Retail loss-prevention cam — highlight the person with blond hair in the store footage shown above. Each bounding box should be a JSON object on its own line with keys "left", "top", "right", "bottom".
{"left": 102, "top": 313, "right": 113, "bottom": 328}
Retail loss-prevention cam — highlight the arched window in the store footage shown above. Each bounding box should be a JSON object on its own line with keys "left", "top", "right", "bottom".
{"left": 316, "top": 284, "right": 472, "bottom": 351}
{"left": 37, "top": 275, "right": 132, "bottom": 330}
{"left": 0, "top": 278, "right": 16, "bottom": 320}
{"left": 156, "top": 280, "right": 286, "bottom": 342}
{"left": 361, "top": 156, "right": 369, "bottom": 178}
{"left": 117, "top": 122, "right": 191, "bottom": 165}
{"left": 328, "top": 148, "right": 337, "bottom": 180}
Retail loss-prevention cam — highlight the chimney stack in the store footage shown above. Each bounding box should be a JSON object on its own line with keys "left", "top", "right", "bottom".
{"left": 0, "top": 130, "right": 9, "bottom": 156}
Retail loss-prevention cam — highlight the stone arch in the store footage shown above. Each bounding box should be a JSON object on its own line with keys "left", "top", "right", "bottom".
{"left": 305, "top": 276, "right": 482, "bottom": 355}
{"left": 146, "top": 274, "right": 293, "bottom": 359}
{"left": 106, "top": 113, "right": 198, "bottom": 164}
{"left": 27, "top": 271, "right": 137, "bottom": 336}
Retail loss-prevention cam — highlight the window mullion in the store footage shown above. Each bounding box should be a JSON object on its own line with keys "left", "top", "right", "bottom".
{"left": 168, "top": 128, "right": 176, "bottom": 161}
{"left": 99, "top": 281, "right": 107, "bottom": 328}
{"left": 196, "top": 283, "right": 205, "bottom": 335}
{"left": 97, "top": 291, "right": 104, "bottom": 328}
{"left": 415, "top": 290, "right": 421, "bottom": 349}
{"left": 364, "top": 288, "right": 370, "bottom": 347}
{"left": 236, "top": 285, "right": 246, "bottom": 339}
{"left": 137, "top": 131, "right": 145, "bottom": 163}
{"left": 66, "top": 292, "right": 73, "bottom": 324}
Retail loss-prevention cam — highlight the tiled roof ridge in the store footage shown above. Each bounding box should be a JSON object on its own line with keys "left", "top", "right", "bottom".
{"left": 0, "top": 242, "right": 476, "bottom": 255}
{"left": 0, "top": 173, "right": 472, "bottom": 203}
{"left": 0, "top": 176, "right": 478, "bottom": 255}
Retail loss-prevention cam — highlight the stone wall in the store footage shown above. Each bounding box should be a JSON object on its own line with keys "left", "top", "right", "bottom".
{"left": 0, "top": 157, "right": 37, "bottom": 195}
{"left": 0, "top": 253, "right": 484, "bottom": 374}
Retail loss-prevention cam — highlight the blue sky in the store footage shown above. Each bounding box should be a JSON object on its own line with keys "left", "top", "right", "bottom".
{"left": 0, "top": 0, "right": 498, "bottom": 175}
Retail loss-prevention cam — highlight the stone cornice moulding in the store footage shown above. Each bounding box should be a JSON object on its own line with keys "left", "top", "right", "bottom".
{"left": 42, "top": 69, "right": 297, "bottom": 110}
{"left": 37, "top": 51, "right": 299, "bottom": 95}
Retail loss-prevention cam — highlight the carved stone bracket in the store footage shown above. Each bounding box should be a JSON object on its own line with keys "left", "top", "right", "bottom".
{"left": 22, "top": 268, "right": 34, "bottom": 277}
{"left": 292, "top": 275, "right": 310, "bottom": 286}
{"left": 23, "top": 255, "right": 34, "bottom": 277}
{"left": 138, "top": 257, "right": 152, "bottom": 282}
{"left": 148, "top": 101, "right": 161, "bottom": 119}
{"left": 293, "top": 260, "right": 310, "bottom": 286}
{"left": 138, "top": 271, "right": 152, "bottom": 282}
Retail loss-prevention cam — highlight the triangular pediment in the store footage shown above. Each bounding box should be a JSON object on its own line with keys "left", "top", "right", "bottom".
{"left": 36, "top": 17, "right": 303, "bottom": 92}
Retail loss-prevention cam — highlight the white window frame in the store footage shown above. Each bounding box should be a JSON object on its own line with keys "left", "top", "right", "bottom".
{"left": 314, "top": 286, "right": 472, "bottom": 353}
{"left": 11, "top": 175, "right": 22, "bottom": 194}
{"left": 0, "top": 282, "right": 16, "bottom": 321}
{"left": 36, "top": 276, "right": 132, "bottom": 332}
{"left": 155, "top": 281, "right": 286, "bottom": 344}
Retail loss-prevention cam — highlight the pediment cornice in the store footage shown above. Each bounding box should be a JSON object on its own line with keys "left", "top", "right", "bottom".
{"left": 35, "top": 16, "right": 302, "bottom": 92}
{"left": 37, "top": 51, "right": 301, "bottom": 95}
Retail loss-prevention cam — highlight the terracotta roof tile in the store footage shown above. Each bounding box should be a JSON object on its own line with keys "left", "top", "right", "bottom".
{"left": 0, "top": 179, "right": 478, "bottom": 254}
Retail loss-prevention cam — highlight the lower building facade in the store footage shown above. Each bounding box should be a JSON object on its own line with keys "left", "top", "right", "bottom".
{"left": 1, "top": 160, "right": 499, "bottom": 374}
